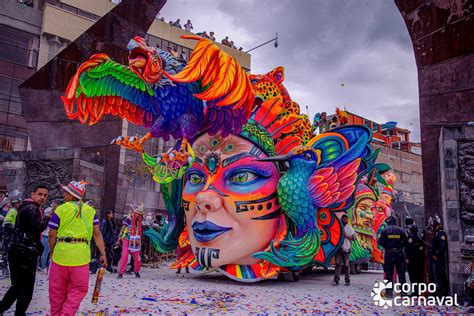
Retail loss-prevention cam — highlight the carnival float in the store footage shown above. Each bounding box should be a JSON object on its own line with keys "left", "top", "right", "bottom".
{"left": 61, "top": 35, "right": 394, "bottom": 282}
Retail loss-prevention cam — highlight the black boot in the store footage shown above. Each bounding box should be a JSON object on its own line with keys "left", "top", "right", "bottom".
{"left": 135, "top": 272, "right": 140, "bottom": 278}
{"left": 117, "top": 274, "right": 123, "bottom": 279}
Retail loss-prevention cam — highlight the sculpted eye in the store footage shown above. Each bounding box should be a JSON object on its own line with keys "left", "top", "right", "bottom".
{"left": 188, "top": 172, "right": 204, "bottom": 185}
{"left": 304, "top": 152, "right": 313, "bottom": 160}
{"left": 229, "top": 171, "right": 257, "bottom": 184}
{"left": 250, "top": 78, "right": 259, "bottom": 84}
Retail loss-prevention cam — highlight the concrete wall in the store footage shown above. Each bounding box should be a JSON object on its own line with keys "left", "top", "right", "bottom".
{"left": 61, "top": 0, "right": 115, "bottom": 17}
{"left": 42, "top": 4, "right": 94, "bottom": 41}
{"left": 0, "top": 0, "right": 43, "bottom": 35}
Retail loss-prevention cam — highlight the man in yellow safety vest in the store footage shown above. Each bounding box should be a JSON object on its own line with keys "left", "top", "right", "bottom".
{"left": 48, "top": 181, "right": 107, "bottom": 316}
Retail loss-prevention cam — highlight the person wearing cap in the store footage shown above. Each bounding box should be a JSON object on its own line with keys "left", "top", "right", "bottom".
{"left": 209, "top": 31, "right": 216, "bottom": 41}
{"left": 48, "top": 181, "right": 107, "bottom": 316}
{"left": 1, "top": 198, "right": 21, "bottom": 276}
{"left": 184, "top": 19, "right": 193, "bottom": 32}
{"left": 0, "top": 185, "right": 50, "bottom": 316}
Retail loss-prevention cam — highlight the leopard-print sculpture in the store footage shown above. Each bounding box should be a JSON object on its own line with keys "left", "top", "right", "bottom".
{"left": 249, "top": 67, "right": 314, "bottom": 145}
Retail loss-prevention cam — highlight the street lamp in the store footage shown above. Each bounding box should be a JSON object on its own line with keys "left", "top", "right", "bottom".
{"left": 245, "top": 32, "right": 278, "bottom": 53}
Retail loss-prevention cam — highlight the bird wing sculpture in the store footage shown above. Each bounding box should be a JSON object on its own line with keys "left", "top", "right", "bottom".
{"left": 254, "top": 125, "right": 372, "bottom": 268}
{"left": 312, "top": 208, "right": 344, "bottom": 268}
{"left": 61, "top": 35, "right": 254, "bottom": 183}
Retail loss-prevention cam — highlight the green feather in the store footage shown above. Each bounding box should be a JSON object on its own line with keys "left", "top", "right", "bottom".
{"left": 253, "top": 229, "right": 321, "bottom": 267}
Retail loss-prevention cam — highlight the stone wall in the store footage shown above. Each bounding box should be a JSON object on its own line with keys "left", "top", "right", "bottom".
{"left": 75, "top": 159, "right": 105, "bottom": 216}
{"left": 439, "top": 125, "right": 474, "bottom": 295}
{"left": 0, "top": 148, "right": 105, "bottom": 213}
{"left": 395, "top": 0, "right": 474, "bottom": 218}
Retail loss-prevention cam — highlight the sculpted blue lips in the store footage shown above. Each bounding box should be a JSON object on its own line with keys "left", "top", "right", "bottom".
{"left": 192, "top": 221, "right": 232, "bottom": 242}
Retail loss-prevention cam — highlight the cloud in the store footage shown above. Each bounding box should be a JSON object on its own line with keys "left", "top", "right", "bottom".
{"left": 160, "top": 0, "right": 420, "bottom": 141}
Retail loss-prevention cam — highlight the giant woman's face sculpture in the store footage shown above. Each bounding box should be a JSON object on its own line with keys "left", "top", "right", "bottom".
{"left": 182, "top": 133, "right": 281, "bottom": 267}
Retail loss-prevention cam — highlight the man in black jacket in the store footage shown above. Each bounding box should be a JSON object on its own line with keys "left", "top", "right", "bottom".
{"left": 0, "top": 185, "right": 50, "bottom": 316}
{"left": 378, "top": 216, "right": 408, "bottom": 296}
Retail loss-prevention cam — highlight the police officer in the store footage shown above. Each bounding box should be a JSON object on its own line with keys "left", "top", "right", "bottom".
{"left": 429, "top": 217, "right": 449, "bottom": 297}
{"left": 1, "top": 198, "right": 21, "bottom": 276}
{"left": 404, "top": 217, "right": 425, "bottom": 295}
{"left": 378, "top": 216, "right": 408, "bottom": 296}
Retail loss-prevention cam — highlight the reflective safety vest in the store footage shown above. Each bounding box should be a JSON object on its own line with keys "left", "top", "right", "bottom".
{"left": 2, "top": 208, "right": 17, "bottom": 226}
{"left": 52, "top": 201, "right": 95, "bottom": 266}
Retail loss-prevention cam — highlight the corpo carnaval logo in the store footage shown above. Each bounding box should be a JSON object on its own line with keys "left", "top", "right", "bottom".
{"left": 371, "top": 281, "right": 393, "bottom": 309}
{"left": 371, "top": 281, "right": 459, "bottom": 309}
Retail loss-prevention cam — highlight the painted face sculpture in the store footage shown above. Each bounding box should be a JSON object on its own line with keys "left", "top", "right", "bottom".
{"left": 182, "top": 133, "right": 281, "bottom": 267}
{"left": 371, "top": 172, "right": 397, "bottom": 263}
{"left": 348, "top": 184, "right": 376, "bottom": 264}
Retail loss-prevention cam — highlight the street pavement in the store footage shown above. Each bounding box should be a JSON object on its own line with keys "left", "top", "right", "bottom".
{"left": 0, "top": 262, "right": 465, "bottom": 315}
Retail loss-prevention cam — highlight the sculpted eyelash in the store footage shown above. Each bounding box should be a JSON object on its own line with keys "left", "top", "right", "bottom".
{"left": 226, "top": 167, "right": 272, "bottom": 180}
{"left": 186, "top": 169, "right": 206, "bottom": 180}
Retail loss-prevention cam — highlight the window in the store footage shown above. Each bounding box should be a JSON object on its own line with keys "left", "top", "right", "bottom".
{"left": 0, "top": 25, "right": 39, "bottom": 68}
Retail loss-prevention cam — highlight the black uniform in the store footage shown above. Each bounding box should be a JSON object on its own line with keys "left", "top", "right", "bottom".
{"left": 378, "top": 223, "right": 408, "bottom": 290}
{"left": 429, "top": 227, "right": 449, "bottom": 297}
{"left": 405, "top": 225, "right": 425, "bottom": 293}
{"left": 0, "top": 200, "right": 49, "bottom": 316}
{"left": 1, "top": 221, "right": 13, "bottom": 274}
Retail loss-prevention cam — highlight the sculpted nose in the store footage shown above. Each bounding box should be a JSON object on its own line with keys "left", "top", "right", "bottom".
{"left": 195, "top": 191, "right": 223, "bottom": 213}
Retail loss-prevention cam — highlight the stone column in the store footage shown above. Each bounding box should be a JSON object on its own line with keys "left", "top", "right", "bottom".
{"left": 439, "top": 126, "right": 474, "bottom": 295}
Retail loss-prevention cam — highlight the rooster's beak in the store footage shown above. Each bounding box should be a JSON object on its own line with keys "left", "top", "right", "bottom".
{"left": 127, "top": 39, "right": 139, "bottom": 51}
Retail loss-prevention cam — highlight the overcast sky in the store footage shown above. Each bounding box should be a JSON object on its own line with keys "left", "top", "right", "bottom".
{"left": 160, "top": 0, "right": 420, "bottom": 141}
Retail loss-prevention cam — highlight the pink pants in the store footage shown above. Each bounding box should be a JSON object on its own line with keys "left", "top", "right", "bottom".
{"left": 49, "top": 262, "right": 89, "bottom": 316}
{"left": 119, "top": 239, "right": 141, "bottom": 274}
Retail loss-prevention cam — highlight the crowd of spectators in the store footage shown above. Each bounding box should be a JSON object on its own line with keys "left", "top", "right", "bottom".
{"left": 17, "top": 0, "right": 34, "bottom": 7}
{"left": 160, "top": 16, "right": 244, "bottom": 51}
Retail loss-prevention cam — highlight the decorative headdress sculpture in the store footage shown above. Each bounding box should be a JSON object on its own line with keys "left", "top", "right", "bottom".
{"left": 347, "top": 183, "right": 377, "bottom": 264}
{"left": 62, "top": 36, "right": 384, "bottom": 282}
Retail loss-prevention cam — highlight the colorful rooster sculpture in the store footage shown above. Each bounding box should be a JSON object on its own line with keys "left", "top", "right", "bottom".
{"left": 61, "top": 35, "right": 254, "bottom": 183}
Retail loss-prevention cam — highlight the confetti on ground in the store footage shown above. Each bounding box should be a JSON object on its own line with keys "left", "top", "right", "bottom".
{"left": 0, "top": 262, "right": 466, "bottom": 315}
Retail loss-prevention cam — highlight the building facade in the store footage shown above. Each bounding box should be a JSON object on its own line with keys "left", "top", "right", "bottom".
{"left": 0, "top": 0, "right": 251, "bottom": 218}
